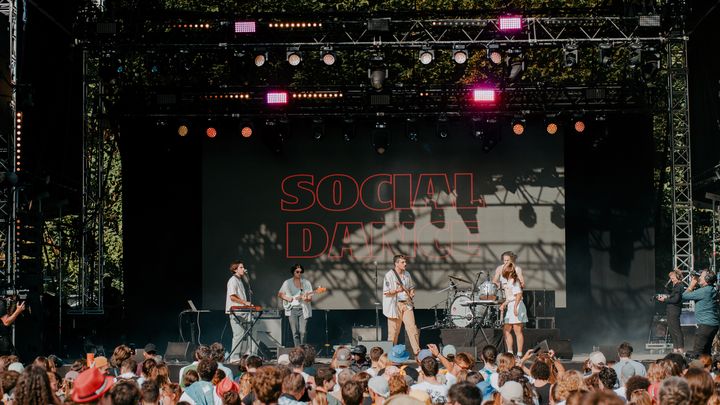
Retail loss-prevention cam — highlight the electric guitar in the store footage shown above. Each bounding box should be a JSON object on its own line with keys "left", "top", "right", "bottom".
{"left": 279, "top": 287, "right": 327, "bottom": 311}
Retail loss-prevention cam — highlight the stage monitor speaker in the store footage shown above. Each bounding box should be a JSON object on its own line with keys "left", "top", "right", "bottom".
{"left": 599, "top": 345, "right": 619, "bottom": 363}
{"left": 352, "top": 326, "right": 381, "bottom": 343}
{"left": 253, "top": 318, "right": 283, "bottom": 348}
{"left": 165, "top": 342, "right": 192, "bottom": 362}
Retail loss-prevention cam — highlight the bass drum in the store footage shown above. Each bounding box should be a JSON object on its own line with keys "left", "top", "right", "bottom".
{"left": 450, "top": 295, "right": 475, "bottom": 327}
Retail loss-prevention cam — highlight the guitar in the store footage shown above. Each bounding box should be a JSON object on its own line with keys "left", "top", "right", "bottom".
{"left": 392, "top": 270, "right": 414, "bottom": 307}
{"left": 279, "top": 287, "right": 327, "bottom": 311}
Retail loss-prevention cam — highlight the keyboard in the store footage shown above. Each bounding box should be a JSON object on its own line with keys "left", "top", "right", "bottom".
{"left": 229, "top": 305, "right": 263, "bottom": 313}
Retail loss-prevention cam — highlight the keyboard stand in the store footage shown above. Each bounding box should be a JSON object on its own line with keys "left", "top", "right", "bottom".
{"left": 227, "top": 308, "right": 263, "bottom": 360}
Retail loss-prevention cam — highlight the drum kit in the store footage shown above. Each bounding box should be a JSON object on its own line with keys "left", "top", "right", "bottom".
{"left": 433, "top": 271, "right": 505, "bottom": 329}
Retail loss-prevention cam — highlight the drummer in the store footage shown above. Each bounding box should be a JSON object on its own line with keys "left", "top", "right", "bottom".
{"left": 492, "top": 251, "right": 525, "bottom": 289}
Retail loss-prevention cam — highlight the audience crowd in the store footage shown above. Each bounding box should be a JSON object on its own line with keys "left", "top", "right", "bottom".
{"left": 0, "top": 340, "right": 718, "bottom": 405}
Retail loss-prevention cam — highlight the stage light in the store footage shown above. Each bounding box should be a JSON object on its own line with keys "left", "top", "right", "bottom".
{"left": 436, "top": 114, "right": 449, "bottom": 138}
{"left": 452, "top": 45, "right": 468, "bottom": 64}
{"left": 551, "top": 204, "right": 565, "bottom": 228}
{"left": 563, "top": 44, "right": 579, "bottom": 67}
{"left": 419, "top": 48, "right": 435, "bottom": 65}
{"left": 598, "top": 43, "right": 612, "bottom": 66}
{"left": 519, "top": 203, "right": 537, "bottom": 227}
{"left": 178, "top": 124, "right": 189, "bottom": 137}
{"left": 472, "top": 88, "right": 496, "bottom": 103}
{"left": 369, "top": 54, "right": 387, "bottom": 91}
{"left": 311, "top": 118, "right": 324, "bottom": 140}
{"left": 240, "top": 121, "right": 254, "bottom": 138}
{"left": 320, "top": 47, "right": 336, "bottom": 66}
{"left": 487, "top": 44, "right": 503, "bottom": 65}
{"left": 511, "top": 116, "right": 526, "bottom": 135}
{"left": 572, "top": 115, "right": 586, "bottom": 133}
{"left": 206, "top": 127, "right": 217, "bottom": 138}
{"left": 266, "top": 91, "right": 288, "bottom": 105}
{"left": 372, "top": 121, "right": 390, "bottom": 154}
{"left": 498, "top": 15, "right": 522, "bottom": 31}
{"left": 405, "top": 117, "right": 419, "bottom": 142}
{"left": 286, "top": 47, "right": 302, "bottom": 66}
{"left": 640, "top": 46, "right": 661, "bottom": 80}
{"left": 545, "top": 115, "right": 560, "bottom": 135}
{"left": 234, "top": 21, "right": 256, "bottom": 33}
{"left": 254, "top": 51, "right": 268, "bottom": 67}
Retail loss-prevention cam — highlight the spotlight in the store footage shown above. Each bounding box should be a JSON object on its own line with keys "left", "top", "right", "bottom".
{"left": 598, "top": 43, "right": 612, "bottom": 66}
{"left": 452, "top": 45, "right": 468, "bottom": 64}
{"left": 372, "top": 121, "right": 390, "bottom": 154}
{"left": 234, "top": 21, "right": 256, "bottom": 33}
{"left": 311, "top": 118, "right": 324, "bottom": 140}
{"left": 266, "top": 91, "right": 288, "bottom": 105}
{"left": 472, "top": 88, "right": 496, "bottom": 103}
{"left": 519, "top": 204, "right": 537, "bottom": 227}
{"left": 286, "top": 47, "right": 302, "bottom": 66}
{"left": 545, "top": 115, "right": 560, "bottom": 135}
{"left": 206, "top": 126, "right": 217, "bottom": 138}
{"left": 368, "top": 54, "right": 387, "bottom": 91}
{"left": 436, "top": 114, "right": 449, "bottom": 138}
{"left": 320, "top": 47, "right": 336, "bottom": 66}
{"left": 482, "top": 118, "right": 500, "bottom": 152}
{"left": 572, "top": 115, "right": 586, "bottom": 133}
{"left": 551, "top": 204, "right": 565, "bottom": 229}
{"left": 177, "top": 124, "right": 189, "bottom": 137}
{"left": 511, "top": 116, "right": 526, "bottom": 135}
{"left": 418, "top": 48, "right": 435, "bottom": 65}
{"left": 240, "top": 121, "right": 254, "bottom": 138}
{"left": 487, "top": 44, "right": 503, "bottom": 65}
{"left": 506, "top": 49, "right": 524, "bottom": 81}
{"left": 254, "top": 51, "right": 268, "bottom": 67}
{"left": 640, "top": 46, "right": 661, "bottom": 80}
{"left": 563, "top": 44, "right": 579, "bottom": 67}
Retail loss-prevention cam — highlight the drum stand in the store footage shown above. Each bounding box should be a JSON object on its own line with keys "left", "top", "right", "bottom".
{"left": 468, "top": 302, "right": 500, "bottom": 348}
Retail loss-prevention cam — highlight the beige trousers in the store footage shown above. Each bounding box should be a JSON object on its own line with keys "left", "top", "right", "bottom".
{"left": 387, "top": 302, "right": 421, "bottom": 355}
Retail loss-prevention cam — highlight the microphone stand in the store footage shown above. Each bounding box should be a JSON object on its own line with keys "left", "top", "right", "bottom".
{"left": 374, "top": 261, "right": 381, "bottom": 341}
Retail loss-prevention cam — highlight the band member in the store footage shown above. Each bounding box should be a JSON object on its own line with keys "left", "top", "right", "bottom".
{"left": 657, "top": 269, "right": 685, "bottom": 353}
{"left": 493, "top": 251, "right": 525, "bottom": 289}
{"left": 278, "top": 264, "right": 314, "bottom": 347}
{"left": 226, "top": 261, "right": 252, "bottom": 361}
{"left": 0, "top": 299, "right": 25, "bottom": 355}
{"left": 383, "top": 255, "right": 420, "bottom": 356}
{"left": 499, "top": 262, "right": 528, "bottom": 357}
{"left": 681, "top": 269, "right": 719, "bottom": 356}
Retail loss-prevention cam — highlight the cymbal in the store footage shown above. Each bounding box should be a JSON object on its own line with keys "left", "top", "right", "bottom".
{"left": 449, "top": 275, "right": 471, "bottom": 284}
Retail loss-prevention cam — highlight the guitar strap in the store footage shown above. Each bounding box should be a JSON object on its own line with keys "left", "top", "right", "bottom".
{"left": 392, "top": 269, "right": 413, "bottom": 306}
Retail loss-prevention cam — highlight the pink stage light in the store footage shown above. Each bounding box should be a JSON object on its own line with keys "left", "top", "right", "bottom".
{"left": 498, "top": 16, "right": 522, "bottom": 31}
{"left": 234, "top": 21, "right": 256, "bottom": 33}
{"left": 472, "top": 88, "right": 496, "bottom": 103}
{"left": 266, "top": 92, "right": 288, "bottom": 105}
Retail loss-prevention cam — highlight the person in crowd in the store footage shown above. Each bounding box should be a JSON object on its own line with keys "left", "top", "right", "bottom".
{"left": 109, "top": 380, "right": 142, "bottom": 405}
{"left": 367, "top": 347, "right": 384, "bottom": 377}
{"left": 659, "top": 376, "right": 690, "bottom": 405}
{"left": 335, "top": 369, "right": 357, "bottom": 402}
{"left": 426, "top": 344, "right": 473, "bottom": 386}
{"left": 383, "top": 255, "right": 420, "bottom": 356}
{"left": 383, "top": 345, "right": 419, "bottom": 383}
{"left": 587, "top": 352, "right": 607, "bottom": 376}
{"left": 162, "top": 383, "right": 182, "bottom": 405}
{"left": 553, "top": 370, "right": 587, "bottom": 404}
{"left": 251, "top": 366, "right": 284, "bottom": 405}
{"left": 410, "top": 357, "right": 448, "bottom": 404}
{"left": 210, "top": 342, "right": 234, "bottom": 381}
{"left": 315, "top": 367, "right": 341, "bottom": 405}
{"left": 498, "top": 262, "right": 528, "bottom": 357}
{"left": 71, "top": 367, "right": 115, "bottom": 405}
{"left": 446, "top": 382, "right": 481, "bottom": 405}
{"left": 180, "top": 358, "right": 218, "bottom": 405}
{"left": 388, "top": 374, "right": 410, "bottom": 397}
{"left": 180, "top": 345, "right": 211, "bottom": 388}
{"left": 368, "top": 376, "right": 390, "bottom": 405}
{"left": 350, "top": 372, "right": 372, "bottom": 405}
{"left": 0, "top": 299, "right": 25, "bottom": 355}
{"left": 598, "top": 367, "right": 623, "bottom": 400}
{"left": 110, "top": 345, "right": 133, "bottom": 376}
{"left": 611, "top": 342, "right": 646, "bottom": 384}
{"left": 341, "top": 380, "right": 364, "bottom": 405}
{"left": 279, "top": 372, "right": 306, "bottom": 405}
{"left": 142, "top": 343, "right": 163, "bottom": 364}
{"left": 289, "top": 347, "right": 311, "bottom": 383}
{"left": 93, "top": 356, "right": 111, "bottom": 375}
{"left": 14, "top": 365, "right": 60, "bottom": 405}
{"left": 278, "top": 264, "right": 315, "bottom": 347}
{"left": 301, "top": 344, "right": 318, "bottom": 377}
{"left": 141, "top": 379, "right": 160, "bottom": 405}
{"left": 138, "top": 358, "right": 157, "bottom": 387}
{"left": 350, "top": 346, "right": 370, "bottom": 373}
{"left": 530, "top": 360, "right": 552, "bottom": 405}
{"left": 682, "top": 270, "right": 720, "bottom": 356}
{"left": 489, "top": 352, "right": 515, "bottom": 391}
{"left": 657, "top": 269, "right": 685, "bottom": 353}
{"left": 117, "top": 358, "right": 139, "bottom": 384}
{"left": 684, "top": 367, "right": 714, "bottom": 405}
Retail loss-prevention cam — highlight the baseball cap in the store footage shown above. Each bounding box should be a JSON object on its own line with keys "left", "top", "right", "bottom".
{"left": 588, "top": 351, "right": 606, "bottom": 367}
{"left": 417, "top": 349, "right": 433, "bottom": 362}
{"left": 368, "top": 376, "right": 390, "bottom": 398}
{"left": 336, "top": 348, "right": 352, "bottom": 366}
{"left": 499, "top": 381, "right": 524, "bottom": 404}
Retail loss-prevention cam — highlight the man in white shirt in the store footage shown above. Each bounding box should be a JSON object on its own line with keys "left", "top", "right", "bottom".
{"left": 383, "top": 255, "right": 420, "bottom": 355}
{"left": 611, "top": 342, "right": 646, "bottom": 386}
{"left": 226, "top": 261, "right": 252, "bottom": 362}
{"left": 411, "top": 357, "right": 449, "bottom": 404}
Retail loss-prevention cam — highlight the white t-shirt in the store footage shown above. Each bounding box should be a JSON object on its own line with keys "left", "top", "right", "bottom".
{"left": 226, "top": 275, "right": 247, "bottom": 314}
{"left": 411, "top": 381, "right": 449, "bottom": 404}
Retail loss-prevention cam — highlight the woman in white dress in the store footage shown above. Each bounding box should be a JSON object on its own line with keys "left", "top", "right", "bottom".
{"left": 499, "top": 262, "right": 528, "bottom": 356}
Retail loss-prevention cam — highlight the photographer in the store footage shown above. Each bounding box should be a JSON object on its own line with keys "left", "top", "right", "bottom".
{"left": 681, "top": 269, "right": 720, "bottom": 357}
{"left": 0, "top": 298, "right": 25, "bottom": 355}
{"left": 657, "top": 269, "right": 685, "bottom": 353}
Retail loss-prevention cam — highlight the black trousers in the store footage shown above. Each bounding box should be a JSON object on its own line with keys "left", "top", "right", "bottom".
{"left": 693, "top": 324, "right": 719, "bottom": 356}
{"left": 0, "top": 335, "right": 15, "bottom": 356}
{"left": 666, "top": 305, "right": 684, "bottom": 349}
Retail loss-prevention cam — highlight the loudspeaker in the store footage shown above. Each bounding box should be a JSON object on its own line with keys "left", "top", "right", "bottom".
{"left": 599, "top": 345, "right": 618, "bottom": 363}
{"left": 524, "top": 290, "right": 556, "bottom": 317}
{"left": 352, "top": 326, "right": 381, "bottom": 343}
{"left": 253, "top": 318, "right": 283, "bottom": 347}
{"left": 165, "top": 342, "right": 192, "bottom": 362}
{"left": 546, "top": 339, "right": 573, "bottom": 360}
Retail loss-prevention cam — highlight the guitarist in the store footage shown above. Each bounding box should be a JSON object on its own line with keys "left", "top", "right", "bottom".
{"left": 278, "top": 264, "right": 314, "bottom": 347}
{"left": 383, "top": 255, "right": 420, "bottom": 356}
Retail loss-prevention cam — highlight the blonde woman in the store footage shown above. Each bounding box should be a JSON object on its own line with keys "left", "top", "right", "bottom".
{"left": 499, "top": 262, "right": 528, "bottom": 357}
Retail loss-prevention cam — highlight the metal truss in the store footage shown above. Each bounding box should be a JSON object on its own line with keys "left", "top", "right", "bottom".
{"left": 71, "top": 50, "right": 105, "bottom": 315}
{"left": 104, "top": 14, "right": 665, "bottom": 49}
{"left": 0, "top": 0, "right": 18, "bottom": 288}
{"left": 667, "top": 36, "right": 694, "bottom": 281}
